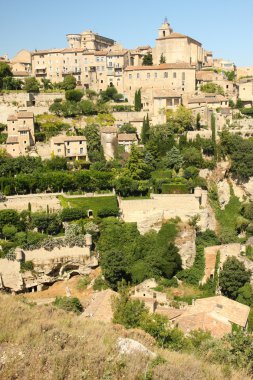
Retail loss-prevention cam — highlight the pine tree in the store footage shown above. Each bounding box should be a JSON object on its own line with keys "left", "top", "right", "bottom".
{"left": 164, "top": 146, "right": 183, "bottom": 171}
{"left": 160, "top": 53, "right": 166, "bottom": 64}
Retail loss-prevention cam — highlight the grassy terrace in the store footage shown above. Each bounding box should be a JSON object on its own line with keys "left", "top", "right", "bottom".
{"left": 58, "top": 195, "right": 119, "bottom": 217}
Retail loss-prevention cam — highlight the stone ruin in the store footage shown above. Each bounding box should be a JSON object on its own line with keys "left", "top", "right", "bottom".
{"left": 0, "top": 233, "right": 98, "bottom": 294}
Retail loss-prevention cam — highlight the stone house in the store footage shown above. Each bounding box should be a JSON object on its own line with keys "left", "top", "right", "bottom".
{"left": 6, "top": 111, "right": 35, "bottom": 157}
{"left": 51, "top": 135, "right": 88, "bottom": 160}
{"left": 174, "top": 296, "right": 250, "bottom": 338}
{"left": 117, "top": 133, "right": 138, "bottom": 152}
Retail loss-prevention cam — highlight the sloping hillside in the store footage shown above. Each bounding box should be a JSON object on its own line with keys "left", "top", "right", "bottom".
{"left": 0, "top": 294, "right": 250, "bottom": 380}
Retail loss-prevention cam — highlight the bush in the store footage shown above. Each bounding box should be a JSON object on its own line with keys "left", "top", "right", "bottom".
{"left": 76, "top": 275, "right": 90, "bottom": 290}
{"left": 65, "top": 89, "right": 83, "bottom": 102}
{"left": 20, "top": 260, "right": 34, "bottom": 273}
{"left": 93, "top": 275, "right": 109, "bottom": 291}
{"left": 61, "top": 208, "right": 87, "bottom": 221}
{"left": 53, "top": 296, "right": 83, "bottom": 314}
{"left": 97, "top": 207, "right": 119, "bottom": 218}
{"left": 161, "top": 183, "right": 188, "bottom": 194}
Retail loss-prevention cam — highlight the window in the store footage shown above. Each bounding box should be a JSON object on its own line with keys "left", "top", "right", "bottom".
{"left": 129, "top": 74, "right": 132, "bottom": 79}
{"left": 20, "top": 131, "right": 27, "bottom": 135}
{"left": 109, "top": 62, "right": 112, "bottom": 67}
{"left": 137, "top": 73, "right": 140, "bottom": 79}
{"left": 182, "top": 72, "right": 185, "bottom": 80}
{"left": 173, "top": 72, "right": 177, "bottom": 78}
{"left": 147, "top": 73, "right": 150, "bottom": 79}
{"left": 24, "top": 141, "right": 27, "bottom": 144}
{"left": 163, "top": 31, "right": 165, "bottom": 37}
{"left": 57, "top": 149, "right": 61, "bottom": 153}
{"left": 80, "top": 148, "right": 84, "bottom": 154}
{"left": 164, "top": 72, "right": 168, "bottom": 78}
{"left": 67, "top": 149, "right": 70, "bottom": 154}
{"left": 154, "top": 72, "right": 157, "bottom": 78}
{"left": 75, "top": 59, "right": 77, "bottom": 64}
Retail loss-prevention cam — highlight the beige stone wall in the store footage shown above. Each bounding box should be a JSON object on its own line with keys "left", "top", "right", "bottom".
{"left": 239, "top": 81, "right": 253, "bottom": 103}
{"left": 119, "top": 191, "right": 206, "bottom": 234}
{"left": 123, "top": 66, "right": 196, "bottom": 103}
{"left": 0, "top": 193, "right": 61, "bottom": 212}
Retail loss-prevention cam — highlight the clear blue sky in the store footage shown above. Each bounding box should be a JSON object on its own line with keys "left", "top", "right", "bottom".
{"left": 1, "top": 0, "right": 253, "bottom": 66}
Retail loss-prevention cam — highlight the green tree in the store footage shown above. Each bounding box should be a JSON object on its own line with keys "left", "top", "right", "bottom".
{"left": 237, "top": 283, "right": 253, "bottom": 306}
{"left": 160, "top": 53, "right": 166, "bottom": 64}
{"left": 142, "top": 52, "right": 153, "bottom": 66}
{"left": 166, "top": 105, "right": 194, "bottom": 133}
{"left": 2, "top": 224, "right": 18, "bottom": 240}
{"left": 119, "top": 123, "right": 137, "bottom": 133}
{"left": 141, "top": 114, "right": 150, "bottom": 144}
{"left": 196, "top": 113, "right": 201, "bottom": 130}
{"left": 134, "top": 89, "right": 142, "bottom": 111}
{"left": 0, "top": 62, "right": 12, "bottom": 89}
{"left": 61, "top": 75, "right": 76, "bottom": 90}
{"left": 126, "top": 145, "right": 151, "bottom": 180}
{"left": 23, "top": 77, "right": 40, "bottom": 93}
{"left": 112, "top": 284, "right": 148, "bottom": 328}
{"left": 65, "top": 89, "right": 83, "bottom": 102}
{"left": 84, "top": 124, "right": 105, "bottom": 162}
{"left": 219, "top": 257, "right": 251, "bottom": 299}
{"left": 100, "top": 86, "right": 123, "bottom": 102}
{"left": 200, "top": 82, "right": 224, "bottom": 95}
{"left": 100, "top": 250, "right": 131, "bottom": 289}
{"left": 41, "top": 78, "right": 53, "bottom": 90}
{"left": 164, "top": 146, "right": 183, "bottom": 170}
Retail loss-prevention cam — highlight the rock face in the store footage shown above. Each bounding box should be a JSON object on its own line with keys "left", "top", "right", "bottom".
{"left": 0, "top": 245, "right": 98, "bottom": 294}
{"left": 217, "top": 179, "right": 231, "bottom": 209}
{"left": 175, "top": 224, "right": 196, "bottom": 269}
{"left": 117, "top": 338, "right": 156, "bottom": 358}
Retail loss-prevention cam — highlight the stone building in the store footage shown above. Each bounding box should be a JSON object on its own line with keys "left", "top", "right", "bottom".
{"left": 6, "top": 111, "right": 35, "bottom": 157}
{"left": 152, "top": 19, "right": 207, "bottom": 68}
{"left": 66, "top": 29, "right": 115, "bottom": 51}
{"left": 51, "top": 135, "right": 88, "bottom": 160}
{"left": 117, "top": 133, "right": 138, "bottom": 152}
{"left": 238, "top": 78, "right": 253, "bottom": 106}
{"left": 100, "top": 126, "right": 118, "bottom": 160}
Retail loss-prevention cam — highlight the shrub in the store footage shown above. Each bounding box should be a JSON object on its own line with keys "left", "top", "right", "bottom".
{"left": 93, "top": 275, "right": 109, "bottom": 291}
{"left": 53, "top": 296, "right": 83, "bottom": 314}
{"left": 161, "top": 183, "right": 188, "bottom": 194}
{"left": 61, "top": 208, "right": 87, "bottom": 221}
{"left": 65, "top": 89, "right": 83, "bottom": 102}
{"left": 76, "top": 275, "right": 91, "bottom": 290}
{"left": 97, "top": 207, "right": 119, "bottom": 218}
{"left": 20, "top": 260, "right": 34, "bottom": 273}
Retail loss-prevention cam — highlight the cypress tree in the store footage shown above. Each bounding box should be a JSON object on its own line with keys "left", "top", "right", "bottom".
{"left": 141, "top": 114, "right": 150, "bottom": 144}
{"left": 134, "top": 89, "right": 142, "bottom": 111}
{"left": 160, "top": 53, "right": 166, "bottom": 64}
{"left": 211, "top": 113, "right": 217, "bottom": 160}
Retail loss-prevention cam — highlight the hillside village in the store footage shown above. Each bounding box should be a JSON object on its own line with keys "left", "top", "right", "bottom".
{"left": 2, "top": 18, "right": 253, "bottom": 379}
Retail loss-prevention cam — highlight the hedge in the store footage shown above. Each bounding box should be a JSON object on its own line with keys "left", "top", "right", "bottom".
{"left": 161, "top": 184, "right": 189, "bottom": 194}
{"left": 61, "top": 208, "right": 87, "bottom": 221}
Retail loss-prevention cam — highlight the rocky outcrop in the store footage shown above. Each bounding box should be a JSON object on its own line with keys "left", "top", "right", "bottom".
{"left": 175, "top": 224, "right": 196, "bottom": 269}
{"left": 217, "top": 179, "right": 230, "bottom": 209}
{"left": 117, "top": 338, "right": 156, "bottom": 358}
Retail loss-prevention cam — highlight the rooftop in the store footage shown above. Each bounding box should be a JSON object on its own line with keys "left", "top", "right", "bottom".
{"left": 118, "top": 133, "right": 138, "bottom": 141}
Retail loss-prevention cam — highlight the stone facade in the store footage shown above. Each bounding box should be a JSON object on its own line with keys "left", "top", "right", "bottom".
{"left": 51, "top": 135, "right": 88, "bottom": 160}
{"left": 6, "top": 111, "right": 35, "bottom": 157}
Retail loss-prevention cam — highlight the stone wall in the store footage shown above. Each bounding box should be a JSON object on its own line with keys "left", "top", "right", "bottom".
{"left": 119, "top": 190, "right": 207, "bottom": 234}
{"left": 0, "top": 193, "right": 61, "bottom": 212}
